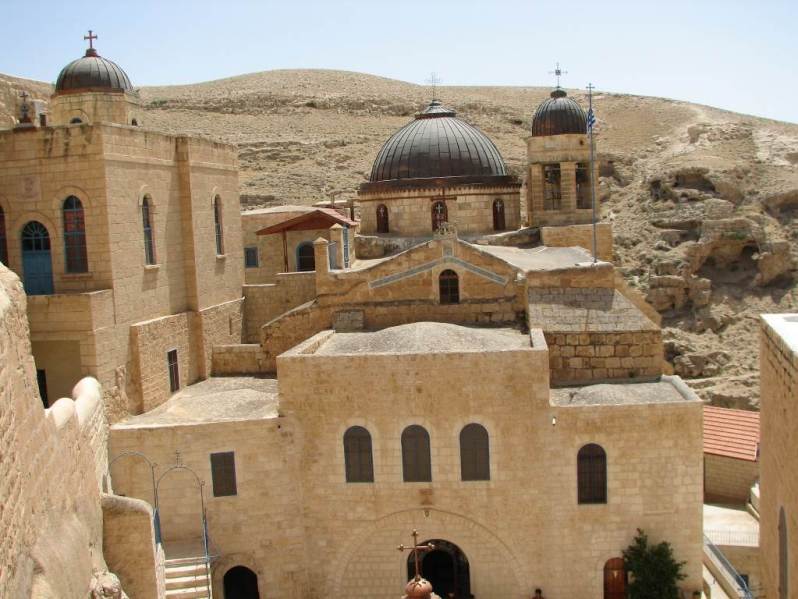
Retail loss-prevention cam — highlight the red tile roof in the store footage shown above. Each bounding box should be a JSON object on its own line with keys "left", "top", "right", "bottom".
{"left": 255, "top": 208, "right": 357, "bottom": 235}
{"left": 704, "top": 406, "right": 760, "bottom": 462}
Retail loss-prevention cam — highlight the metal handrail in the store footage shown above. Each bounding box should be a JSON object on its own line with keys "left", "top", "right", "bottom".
{"left": 703, "top": 534, "right": 754, "bottom": 598}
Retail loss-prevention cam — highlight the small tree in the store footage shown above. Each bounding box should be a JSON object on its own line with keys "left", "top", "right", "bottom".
{"left": 623, "top": 528, "right": 686, "bottom": 599}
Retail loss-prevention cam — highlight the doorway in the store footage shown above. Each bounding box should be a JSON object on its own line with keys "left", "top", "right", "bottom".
{"left": 223, "top": 565, "right": 260, "bottom": 599}
{"left": 603, "top": 557, "right": 627, "bottom": 599}
{"left": 21, "top": 221, "right": 53, "bottom": 295}
{"left": 408, "top": 539, "right": 471, "bottom": 599}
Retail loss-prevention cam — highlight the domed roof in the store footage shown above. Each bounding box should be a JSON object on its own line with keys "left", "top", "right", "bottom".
{"left": 362, "top": 100, "right": 515, "bottom": 191}
{"left": 55, "top": 47, "right": 133, "bottom": 94}
{"left": 530, "top": 89, "right": 587, "bottom": 137}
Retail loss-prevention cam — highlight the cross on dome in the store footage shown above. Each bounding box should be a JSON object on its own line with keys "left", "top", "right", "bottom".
{"left": 398, "top": 529, "right": 435, "bottom": 581}
{"left": 425, "top": 72, "right": 442, "bottom": 102}
{"left": 84, "top": 30, "right": 98, "bottom": 50}
{"left": 549, "top": 62, "right": 568, "bottom": 89}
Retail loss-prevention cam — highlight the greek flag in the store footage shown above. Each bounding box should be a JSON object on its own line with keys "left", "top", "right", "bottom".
{"left": 587, "top": 108, "right": 596, "bottom": 133}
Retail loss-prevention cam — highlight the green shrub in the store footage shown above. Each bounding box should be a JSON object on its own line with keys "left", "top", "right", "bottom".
{"left": 623, "top": 528, "right": 686, "bottom": 599}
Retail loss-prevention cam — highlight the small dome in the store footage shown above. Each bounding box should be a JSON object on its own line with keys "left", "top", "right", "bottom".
{"left": 363, "top": 100, "right": 513, "bottom": 191}
{"left": 55, "top": 47, "right": 133, "bottom": 94}
{"left": 404, "top": 577, "right": 434, "bottom": 598}
{"left": 530, "top": 89, "right": 587, "bottom": 137}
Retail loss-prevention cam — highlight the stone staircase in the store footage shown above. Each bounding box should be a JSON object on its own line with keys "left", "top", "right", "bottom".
{"left": 164, "top": 557, "right": 212, "bottom": 599}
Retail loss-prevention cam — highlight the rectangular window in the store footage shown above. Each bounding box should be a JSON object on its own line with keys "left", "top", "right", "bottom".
{"left": 328, "top": 241, "right": 338, "bottom": 269}
{"left": 167, "top": 349, "right": 180, "bottom": 393}
{"left": 244, "top": 246, "right": 259, "bottom": 268}
{"left": 543, "top": 164, "right": 562, "bottom": 210}
{"left": 210, "top": 451, "right": 237, "bottom": 497}
{"left": 576, "top": 163, "right": 592, "bottom": 209}
{"left": 36, "top": 369, "right": 48, "bottom": 408}
{"left": 342, "top": 227, "right": 350, "bottom": 268}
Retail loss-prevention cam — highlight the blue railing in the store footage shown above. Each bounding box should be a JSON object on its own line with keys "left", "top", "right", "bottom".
{"left": 703, "top": 534, "right": 754, "bottom": 599}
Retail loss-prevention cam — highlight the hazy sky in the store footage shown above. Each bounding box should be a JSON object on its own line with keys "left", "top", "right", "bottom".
{"left": 1, "top": 0, "right": 795, "bottom": 123}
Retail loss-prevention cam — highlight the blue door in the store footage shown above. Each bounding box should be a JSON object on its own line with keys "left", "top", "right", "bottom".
{"left": 21, "top": 221, "right": 54, "bottom": 295}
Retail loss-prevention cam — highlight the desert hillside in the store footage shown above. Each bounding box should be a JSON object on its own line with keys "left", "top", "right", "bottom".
{"left": 3, "top": 69, "right": 797, "bottom": 408}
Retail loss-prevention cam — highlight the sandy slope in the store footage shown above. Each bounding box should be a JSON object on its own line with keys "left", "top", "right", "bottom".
{"left": 2, "top": 68, "right": 796, "bottom": 408}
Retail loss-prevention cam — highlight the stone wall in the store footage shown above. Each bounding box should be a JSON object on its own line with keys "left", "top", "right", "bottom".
{"left": 358, "top": 184, "right": 521, "bottom": 236}
{"left": 540, "top": 222, "right": 613, "bottom": 262}
{"left": 704, "top": 453, "right": 759, "bottom": 504}
{"left": 0, "top": 265, "right": 112, "bottom": 597}
{"left": 275, "top": 329, "right": 703, "bottom": 598}
{"left": 759, "top": 314, "right": 798, "bottom": 599}
{"left": 102, "top": 494, "right": 164, "bottom": 599}
{"left": 243, "top": 272, "right": 316, "bottom": 342}
{"left": 49, "top": 90, "right": 143, "bottom": 127}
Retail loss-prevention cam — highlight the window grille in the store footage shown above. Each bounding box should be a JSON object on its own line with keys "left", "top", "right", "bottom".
{"left": 210, "top": 451, "right": 237, "bottom": 497}
{"left": 343, "top": 426, "right": 374, "bottom": 483}
{"left": 244, "top": 246, "right": 259, "bottom": 268}
{"left": 577, "top": 443, "right": 607, "bottom": 504}
{"left": 439, "top": 269, "right": 460, "bottom": 304}
{"left": 402, "top": 425, "right": 431, "bottom": 482}
{"left": 63, "top": 196, "right": 88, "bottom": 273}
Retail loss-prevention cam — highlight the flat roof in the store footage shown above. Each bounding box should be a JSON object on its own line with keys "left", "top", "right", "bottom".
{"left": 550, "top": 376, "right": 700, "bottom": 406}
{"left": 113, "top": 376, "right": 278, "bottom": 428}
{"left": 476, "top": 245, "right": 600, "bottom": 272}
{"left": 703, "top": 405, "right": 760, "bottom": 462}
{"left": 313, "top": 322, "right": 530, "bottom": 356}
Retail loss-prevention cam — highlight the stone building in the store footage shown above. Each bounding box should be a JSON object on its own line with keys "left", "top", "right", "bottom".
{"left": 357, "top": 100, "right": 522, "bottom": 239}
{"left": 0, "top": 38, "right": 243, "bottom": 418}
{"left": 759, "top": 313, "right": 798, "bottom": 599}
{"left": 703, "top": 405, "right": 760, "bottom": 504}
{"left": 526, "top": 88, "right": 598, "bottom": 227}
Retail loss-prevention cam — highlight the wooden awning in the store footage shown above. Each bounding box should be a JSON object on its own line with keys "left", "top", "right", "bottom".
{"left": 256, "top": 208, "right": 356, "bottom": 235}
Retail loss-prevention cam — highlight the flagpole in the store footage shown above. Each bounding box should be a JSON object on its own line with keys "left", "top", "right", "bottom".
{"left": 587, "top": 83, "right": 597, "bottom": 264}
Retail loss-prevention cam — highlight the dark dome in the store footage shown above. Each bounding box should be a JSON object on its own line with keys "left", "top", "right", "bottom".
{"left": 55, "top": 48, "right": 133, "bottom": 94}
{"left": 363, "top": 101, "right": 513, "bottom": 191}
{"left": 530, "top": 89, "right": 587, "bottom": 137}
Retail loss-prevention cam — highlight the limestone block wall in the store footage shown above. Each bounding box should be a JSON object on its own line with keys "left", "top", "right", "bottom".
{"left": 358, "top": 184, "right": 521, "bottom": 236}
{"left": 704, "top": 453, "right": 759, "bottom": 504}
{"left": 243, "top": 272, "right": 317, "bottom": 342}
{"left": 242, "top": 224, "right": 333, "bottom": 283}
{"left": 102, "top": 494, "right": 164, "bottom": 599}
{"left": 541, "top": 222, "right": 613, "bottom": 262}
{"left": 759, "top": 314, "right": 798, "bottom": 599}
{"left": 276, "top": 333, "right": 703, "bottom": 598}
{"left": 0, "top": 265, "right": 112, "bottom": 598}
{"left": 0, "top": 125, "right": 114, "bottom": 293}
{"left": 109, "top": 416, "right": 309, "bottom": 598}
{"left": 195, "top": 297, "right": 244, "bottom": 379}
{"left": 130, "top": 312, "right": 195, "bottom": 413}
{"left": 49, "top": 91, "right": 143, "bottom": 126}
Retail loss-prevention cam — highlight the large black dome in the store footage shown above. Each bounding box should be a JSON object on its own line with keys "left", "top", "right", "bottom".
{"left": 55, "top": 48, "right": 133, "bottom": 94}
{"left": 363, "top": 101, "right": 513, "bottom": 191}
{"left": 530, "top": 89, "right": 587, "bottom": 137}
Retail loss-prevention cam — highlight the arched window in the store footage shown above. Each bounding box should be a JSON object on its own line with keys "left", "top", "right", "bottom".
{"left": 376, "top": 204, "right": 389, "bottom": 233}
{"left": 142, "top": 196, "right": 156, "bottom": 265}
{"left": 460, "top": 423, "right": 490, "bottom": 481}
{"left": 223, "top": 565, "right": 260, "bottom": 599}
{"left": 213, "top": 195, "right": 224, "bottom": 255}
{"left": 780, "top": 507, "right": 789, "bottom": 599}
{"left": 402, "top": 425, "right": 431, "bottom": 482}
{"left": 21, "top": 221, "right": 53, "bottom": 295}
{"left": 603, "top": 558, "right": 627, "bottom": 599}
{"left": 439, "top": 269, "right": 459, "bottom": 304}
{"left": 431, "top": 200, "right": 447, "bottom": 231}
{"left": 131, "top": 118, "right": 139, "bottom": 126}
{"left": 492, "top": 198, "right": 505, "bottom": 231}
{"left": 577, "top": 443, "right": 607, "bottom": 504}
{"left": 343, "top": 426, "right": 374, "bottom": 483}
{"left": 296, "top": 242, "right": 315, "bottom": 272}
{"left": 0, "top": 206, "right": 7, "bottom": 265}
{"left": 63, "top": 196, "right": 88, "bottom": 273}
{"left": 69, "top": 117, "right": 83, "bottom": 125}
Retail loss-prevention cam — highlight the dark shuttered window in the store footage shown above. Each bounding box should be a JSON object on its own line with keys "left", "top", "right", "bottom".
{"left": 210, "top": 451, "right": 237, "bottom": 497}
{"left": 343, "top": 426, "right": 374, "bottom": 483}
{"left": 439, "top": 269, "right": 460, "bottom": 304}
{"left": 460, "top": 423, "right": 490, "bottom": 481}
{"left": 577, "top": 443, "right": 607, "bottom": 504}
{"left": 402, "top": 425, "right": 431, "bottom": 482}
{"left": 63, "top": 196, "right": 88, "bottom": 273}
{"left": 142, "top": 197, "right": 156, "bottom": 265}
{"left": 167, "top": 349, "right": 180, "bottom": 393}
{"left": 213, "top": 195, "right": 224, "bottom": 255}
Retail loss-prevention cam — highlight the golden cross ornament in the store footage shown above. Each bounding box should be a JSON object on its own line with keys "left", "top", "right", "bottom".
{"left": 398, "top": 529, "right": 435, "bottom": 580}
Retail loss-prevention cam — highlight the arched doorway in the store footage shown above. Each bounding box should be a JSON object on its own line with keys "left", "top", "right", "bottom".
{"left": 223, "top": 565, "right": 260, "bottom": 599}
{"left": 408, "top": 539, "right": 471, "bottom": 599}
{"left": 21, "top": 221, "right": 54, "bottom": 295}
{"left": 603, "top": 557, "right": 627, "bottom": 599}
{"left": 376, "top": 204, "right": 389, "bottom": 233}
{"left": 431, "top": 201, "right": 448, "bottom": 232}
{"left": 296, "top": 242, "right": 315, "bottom": 271}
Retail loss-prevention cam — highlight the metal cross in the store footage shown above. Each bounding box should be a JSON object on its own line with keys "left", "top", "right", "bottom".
{"left": 19, "top": 91, "right": 29, "bottom": 101}
{"left": 549, "top": 62, "right": 567, "bottom": 88}
{"left": 84, "top": 30, "right": 98, "bottom": 49}
{"left": 433, "top": 202, "right": 446, "bottom": 217}
{"left": 398, "top": 529, "right": 435, "bottom": 580}
{"left": 425, "top": 72, "right": 442, "bottom": 102}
